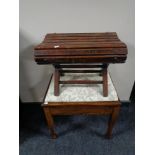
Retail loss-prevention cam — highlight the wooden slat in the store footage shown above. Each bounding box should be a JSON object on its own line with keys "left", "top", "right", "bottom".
{"left": 44, "top": 36, "right": 118, "bottom": 40}
{"left": 35, "top": 55, "right": 126, "bottom": 64}
{"left": 35, "top": 54, "right": 126, "bottom": 59}
{"left": 45, "top": 32, "right": 117, "bottom": 38}
{"left": 40, "top": 41, "right": 122, "bottom": 45}
{"left": 59, "top": 80, "right": 103, "bottom": 84}
{"left": 34, "top": 48, "right": 127, "bottom": 56}
{"left": 60, "top": 70, "right": 102, "bottom": 73}
{"left": 35, "top": 42, "right": 126, "bottom": 49}
{"left": 44, "top": 32, "right": 119, "bottom": 42}
{"left": 44, "top": 37, "right": 119, "bottom": 40}
{"left": 43, "top": 39, "right": 120, "bottom": 43}
{"left": 59, "top": 64, "right": 103, "bottom": 68}
{"left": 44, "top": 37, "right": 119, "bottom": 42}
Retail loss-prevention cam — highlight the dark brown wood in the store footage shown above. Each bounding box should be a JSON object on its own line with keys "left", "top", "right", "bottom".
{"left": 42, "top": 101, "right": 121, "bottom": 139}
{"left": 59, "top": 80, "right": 103, "bottom": 84}
{"left": 52, "top": 64, "right": 108, "bottom": 96}
{"left": 48, "top": 105, "right": 113, "bottom": 115}
{"left": 34, "top": 48, "right": 127, "bottom": 56}
{"left": 42, "top": 74, "right": 53, "bottom": 102}
{"left": 105, "top": 106, "right": 120, "bottom": 138}
{"left": 34, "top": 33, "right": 125, "bottom": 139}
{"left": 59, "top": 64, "right": 103, "bottom": 68}
{"left": 42, "top": 101, "right": 120, "bottom": 106}
{"left": 34, "top": 33, "right": 127, "bottom": 99}
{"left": 43, "top": 107, "right": 57, "bottom": 139}
{"left": 35, "top": 55, "right": 126, "bottom": 64}
{"left": 42, "top": 73, "right": 121, "bottom": 139}
{"left": 54, "top": 67, "right": 60, "bottom": 96}
{"left": 34, "top": 32, "right": 127, "bottom": 64}
{"left": 60, "top": 69, "right": 102, "bottom": 73}
{"left": 45, "top": 32, "right": 118, "bottom": 37}
{"left": 35, "top": 42, "right": 126, "bottom": 49}
{"left": 35, "top": 55, "right": 126, "bottom": 63}
{"left": 103, "top": 66, "right": 108, "bottom": 97}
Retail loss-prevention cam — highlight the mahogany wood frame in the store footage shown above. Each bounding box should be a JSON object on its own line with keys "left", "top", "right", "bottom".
{"left": 53, "top": 63, "right": 108, "bottom": 97}
{"left": 42, "top": 73, "right": 121, "bottom": 139}
{"left": 42, "top": 101, "right": 120, "bottom": 139}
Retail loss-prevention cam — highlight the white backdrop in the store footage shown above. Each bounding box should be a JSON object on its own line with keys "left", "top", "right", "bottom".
{"left": 19, "top": 0, "right": 135, "bottom": 102}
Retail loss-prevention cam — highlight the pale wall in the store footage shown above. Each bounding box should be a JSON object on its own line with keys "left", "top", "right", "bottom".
{"left": 19, "top": 0, "right": 135, "bottom": 102}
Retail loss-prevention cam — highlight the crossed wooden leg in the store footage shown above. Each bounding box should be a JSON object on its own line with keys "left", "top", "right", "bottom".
{"left": 102, "top": 64, "right": 108, "bottom": 97}
{"left": 54, "top": 66, "right": 60, "bottom": 96}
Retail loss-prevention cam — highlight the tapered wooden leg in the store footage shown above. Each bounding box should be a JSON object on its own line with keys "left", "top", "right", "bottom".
{"left": 43, "top": 107, "right": 57, "bottom": 139}
{"left": 54, "top": 67, "right": 60, "bottom": 96}
{"left": 102, "top": 66, "right": 108, "bottom": 97}
{"left": 105, "top": 106, "right": 120, "bottom": 138}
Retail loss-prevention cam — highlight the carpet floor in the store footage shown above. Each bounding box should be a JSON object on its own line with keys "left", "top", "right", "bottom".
{"left": 19, "top": 103, "right": 135, "bottom": 155}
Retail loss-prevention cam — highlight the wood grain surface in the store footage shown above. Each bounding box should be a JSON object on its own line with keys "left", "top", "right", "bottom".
{"left": 34, "top": 32, "right": 127, "bottom": 64}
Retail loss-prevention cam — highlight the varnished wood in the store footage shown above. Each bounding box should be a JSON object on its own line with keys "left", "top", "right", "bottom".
{"left": 35, "top": 33, "right": 125, "bottom": 139}
{"left": 103, "top": 66, "right": 108, "bottom": 97}
{"left": 45, "top": 32, "right": 118, "bottom": 37}
{"left": 35, "top": 42, "right": 126, "bottom": 49}
{"left": 42, "top": 101, "right": 121, "bottom": 139}
{"left": 42, "top": 73, "right": 121, "bottom": 139}
{"left": 34, "top": 48, "right": 127, "bottom": 56}
{"left": 43, "top": 107, "right": 57, "bottom": 139}
{"left": 59, "top": 64, "right": 103, "bottom": 68}
{"left": 59, "top": 80, "right": 103, "bottom": 84}
{"left": 48, "top": 105, "right": 113, "bottom": 115}
{"left": 52, "top": 64, "right": 108, "bottom": 96}
{"left": 60, "top": 69, "right": 102, "bottom": 73}
{"left": 54, "top": 67, "right": 60, "bottom": 96}
{"left": 105, "top": 106, "right": 120, "bottom": 138}
{"left": 42, "top": 101, "right": 120, "bottom": 106}
{"left": 42, "top": 74, "right": 53, "bottom": 102}
{"left": 34, "top": 32, "right": 127, "bottom": 64}
{"left": 35, "top": 55, "right": 126, "bottom": 64}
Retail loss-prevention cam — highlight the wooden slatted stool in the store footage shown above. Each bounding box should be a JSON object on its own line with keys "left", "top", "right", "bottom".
{"left": 42, "top": 72, "right": 121, "bottom": 139}
{"left": 34, "top": 32, "right": 127, "bottom": 97}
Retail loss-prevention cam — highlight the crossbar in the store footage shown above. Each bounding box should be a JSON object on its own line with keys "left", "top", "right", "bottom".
{"left": 59, "top": 80, "right": 103, "bottom": 84}
{"left": 60, "top": 70, "right": 102, "bottom": 73}
{"left": 59, "top": 64, "right": 103, "bottom": 68}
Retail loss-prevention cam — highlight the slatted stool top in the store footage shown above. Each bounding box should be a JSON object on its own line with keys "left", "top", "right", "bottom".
{"left": 34, "top": 32, "right": 127, "bottom": 64}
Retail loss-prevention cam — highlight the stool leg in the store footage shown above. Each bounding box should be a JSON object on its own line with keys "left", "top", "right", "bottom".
{"left": 54, "top": 67, "right": 60, "bottom": 96}
{"left": 102, "top": 66, "right": 108, "bottom": 97}
{"left": 43, "top": 107, "right": 57, "bottom": 139}
{"left": 105, "top": 106, "right": 120, "bottom": 138}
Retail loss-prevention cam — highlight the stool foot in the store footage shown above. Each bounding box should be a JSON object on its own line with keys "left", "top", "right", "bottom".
{"left": 104, "top": 131, "right": 112, "bottom": 139}
{"left": 105, "top": 106, "right": 120, "bottom": 138}
{"left": 51, "top": 132, "right": 58, "bottom": 139}
{"left": 43, "top": 107, "right": 57, "bottom": 139}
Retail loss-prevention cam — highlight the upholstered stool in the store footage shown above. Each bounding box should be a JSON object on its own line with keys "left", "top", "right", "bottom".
{"left": 42, "top": 73, "right": 120, "bottom": 139}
